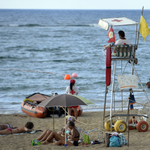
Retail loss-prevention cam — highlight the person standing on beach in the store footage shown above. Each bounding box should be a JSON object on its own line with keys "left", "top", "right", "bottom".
{"left": 103, "top": 30, "right": 131, "bottom": 49}
{"left": 146, "top": 78, "right": 150, "bottom": 88}
{"left": 66, "top": 79, "right": 79, "bottom": 119}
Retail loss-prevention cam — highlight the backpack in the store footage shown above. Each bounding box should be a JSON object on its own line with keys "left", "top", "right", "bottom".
{"left": 109, "top": 136, "right": 120, "bottom": 147}
{"left": 105, "top": 133, "right": 111, "bottom": 147}
{"left": 119, "top": 133, "right": 127, "bottom": 146}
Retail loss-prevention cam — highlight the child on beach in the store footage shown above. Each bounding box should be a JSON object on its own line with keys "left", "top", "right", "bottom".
{"left": 0, "top": 122, "right": 34, "bottom": 135}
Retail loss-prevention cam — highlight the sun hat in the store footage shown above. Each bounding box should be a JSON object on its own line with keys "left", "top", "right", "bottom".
{"left": 70, "top": 79, "right": 75, "bottom": 84}
{"left": 66, "top": 115, "right": 76, "bottom": 122}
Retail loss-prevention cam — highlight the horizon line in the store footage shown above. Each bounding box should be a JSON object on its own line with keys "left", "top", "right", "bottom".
{"left": 0, "top": 8, "right": 149, "bottom": 10}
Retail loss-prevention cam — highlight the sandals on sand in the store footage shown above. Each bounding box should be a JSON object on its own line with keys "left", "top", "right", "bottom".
{"left": 92, "top": 140, "right": 101, "bottom": 145}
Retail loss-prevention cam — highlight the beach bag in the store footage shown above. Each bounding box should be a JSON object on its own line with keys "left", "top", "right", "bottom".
{"left": 109, "top": 136, "right": 120, "bottom": 147}
{"left": 105, "top": 133, "right": 111, "bottom": 147}
{"left": 119, "top": 133, "right": 127, "bottom": 146}
{"left": 83, "top": 134, "right": 90, "bottom": 144}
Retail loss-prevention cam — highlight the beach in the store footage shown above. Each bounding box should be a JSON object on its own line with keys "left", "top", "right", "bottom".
{"left": 0, "top": 109, "right": 150, "bottom": 150}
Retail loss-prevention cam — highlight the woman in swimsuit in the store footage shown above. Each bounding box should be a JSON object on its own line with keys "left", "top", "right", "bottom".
{"left": 40, "top": 121, "right": 79, "bottom": 146}
{"left": 0, "top": 122, "right": 34, "bottom": 135}
{"left": 66, "top": 79, "right": 79, "bottom": 119}
{"left": 54, "top": 121, "right": 80, "bottom": 146}
{"left": 36, "top": 116, "right": 74, "bottom": 142}
{"left": 0, "top": 123, "right": 14, "bottom": 130}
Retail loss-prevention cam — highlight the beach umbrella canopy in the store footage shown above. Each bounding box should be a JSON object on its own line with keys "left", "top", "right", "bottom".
{"left": 38, "top": 94, "right": 90, "bottom": 107}
{"left": 73, "top": 95, "right": 94, "bottom": 105}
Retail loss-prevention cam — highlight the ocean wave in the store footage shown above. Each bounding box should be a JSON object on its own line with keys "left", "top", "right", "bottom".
{"left": 89, "top": 24, "right": 99, "bottom": 27}
{"left": 0, "top": 110, "right": 23, "bottom": 114}
{"left": 7, "top": 24, "right": 42, "bottom": 27}
{"left": 4, "top": 24, "right": 99, "bottom": 28}
{"left": 19, "top": 24, "right": 43, "bottom": 27}
{"left": 26, "top": 47, "right": 61, "bottom": 52}
{"left": 0, "top": 56, "right": 18, "bottom": 59}
{"left": 8, "top": 24, "right": 19, "bottom": 27}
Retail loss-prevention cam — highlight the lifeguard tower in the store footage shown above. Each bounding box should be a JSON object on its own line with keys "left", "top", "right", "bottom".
{"left": 98, "top": 17, "right": 150, "bottom": 132}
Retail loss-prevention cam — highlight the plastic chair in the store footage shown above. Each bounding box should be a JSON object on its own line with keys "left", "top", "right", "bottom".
{"left": 114, "top": 44, "right": 136, "bottom": 57}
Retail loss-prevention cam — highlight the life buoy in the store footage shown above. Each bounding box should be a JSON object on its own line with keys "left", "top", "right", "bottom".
{"left": 136, "top": 121, "right": 149, "bottom": 132}
{"left": 106, "top": 47, "right": 111, "bottom": 86}
{"left": 127, "top": 119, "right": 138, "bottom": 130}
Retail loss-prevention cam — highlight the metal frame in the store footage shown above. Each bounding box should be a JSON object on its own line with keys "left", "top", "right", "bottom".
{"left": 77, "top": 127, "right": 104, "bottom": 143}
{"left": 103, "top": 56, "right": 150, "bottom": 128}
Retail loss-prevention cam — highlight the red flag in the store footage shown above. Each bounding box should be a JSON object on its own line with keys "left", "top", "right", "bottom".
{"left": 108, "top": 26, "right": 115, "bottom": 43}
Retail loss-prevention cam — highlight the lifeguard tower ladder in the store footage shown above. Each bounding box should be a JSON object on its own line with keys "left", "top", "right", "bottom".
{"left": 98, "top": 17, "right": 150, "bottom": 129}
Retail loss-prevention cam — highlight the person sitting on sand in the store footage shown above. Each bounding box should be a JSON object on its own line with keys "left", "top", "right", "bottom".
{"left": 35, "top": 115, "right": 75, "bottom": 143}
{"left": 0, "top": 122, "right": 34, "bottom": 135}
{"left": 146, "top": 78, "right": 150, "bottom": 88}
{"left": 54, "top": 121, "right": 80, "bottom": 146}
{"left": 66, "top": 79, "right": 79, "bottom": 120}
{"left": 40, "top": 121, "right": 79, "bottom": 146}
{"left": 103, "top": 30, "right": 132, "bottom": 50}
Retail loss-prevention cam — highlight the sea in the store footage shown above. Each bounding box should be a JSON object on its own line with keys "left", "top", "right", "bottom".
{"left": 0, "top": 9, "right": 150, "bottom": 114}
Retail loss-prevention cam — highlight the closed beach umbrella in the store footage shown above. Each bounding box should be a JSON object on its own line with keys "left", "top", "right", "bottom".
{"left": 38, "top": 94, "right": 92, "bottom": 146}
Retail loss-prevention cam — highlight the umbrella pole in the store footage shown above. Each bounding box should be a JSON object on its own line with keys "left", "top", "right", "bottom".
{"left": 53, "top": 107, "right": 54, "bottom": 131}
{"left": 64, "top": 106, "right": 67, "bottom": 147}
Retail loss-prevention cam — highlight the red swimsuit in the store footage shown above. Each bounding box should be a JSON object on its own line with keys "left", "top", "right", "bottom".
{"left": 68, "top": 90, "right": 78, "bottom": 108}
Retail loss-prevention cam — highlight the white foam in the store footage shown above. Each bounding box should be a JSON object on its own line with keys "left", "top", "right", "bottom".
{"left": 89, "top": 24, "right": 99, "bottom": 27}
{"left": 8, "top": 24, "right": 18, "bottom": 27}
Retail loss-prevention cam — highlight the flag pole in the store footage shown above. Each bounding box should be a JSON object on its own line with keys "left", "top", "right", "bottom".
{"left": 137, "top": 6, "right": 144, "bottom": 46}
{"left": 141, "top": 6, "right": 144, "bottom": 16}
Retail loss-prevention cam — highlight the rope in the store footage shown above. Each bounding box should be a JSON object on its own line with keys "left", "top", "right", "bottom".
{"left": 61, "top": 107, "right": 102, "bottom": 127}
{"left": 129, "top": 99, "right": 150, "bottom": 107}
{"left": 113, "top": 97, "right": 150, "bottom": 117}
{"left": 61, "top": 99, "right": 150, "bottom": 129}
{"left": 112, "top": 97, "right": 129, "bottom": 117}
{"left": 0, "top": 68, "right": 65, "bottom": 76}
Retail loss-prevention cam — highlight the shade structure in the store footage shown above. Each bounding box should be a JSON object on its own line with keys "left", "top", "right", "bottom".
{"left": 73, "top": 95, "right": 94, "bottom": 105}
{"left": 38, "top": 94, "right": 88, "bottom": 107}
{"left": 98, "top": 17, "right": 138, "bottom": 30}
